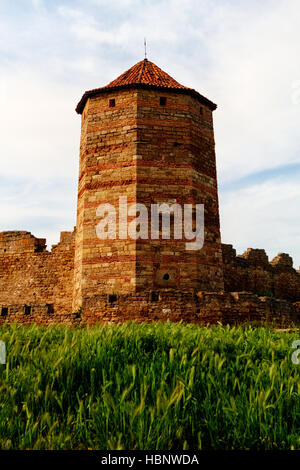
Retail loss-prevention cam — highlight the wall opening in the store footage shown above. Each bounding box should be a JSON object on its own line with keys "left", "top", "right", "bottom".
{"left": 24, "top": 305, "right": 31, "bottom": 315}
{"left": 163, "top": 273, "right": 170, "bottom": 281}
{"left": 47, "top": 304, "right": 54, "bottom": 314}
{"left": 160, "top": 97, "right": 167, "bottom": 106}
{"left": 1, "top": 307, "right": 8, "bottom": 317}
{"left": 151, "top": 291, "right": 159, "bottom": 302}
{"left": 108, "top": 294, "right": 118, "bottom": 304}
{"left": 109, "top": 98, "right": 116, "bottom": 108}
{"left": 200, "top": 106, "right": 203, "bottom": 115}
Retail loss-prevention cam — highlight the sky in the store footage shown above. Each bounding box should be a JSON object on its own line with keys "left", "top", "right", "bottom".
{"left": 0, "top": 0, "right": 300, "bottom": 267}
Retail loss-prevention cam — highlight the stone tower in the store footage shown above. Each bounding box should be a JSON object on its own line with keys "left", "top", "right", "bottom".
{"left": 73, "top": 59, "right": 224, "bottom": 310}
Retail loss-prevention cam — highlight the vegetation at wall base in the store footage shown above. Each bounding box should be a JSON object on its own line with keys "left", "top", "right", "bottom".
{"left": 0, "top": 322, "right": 299, "bottom": 450}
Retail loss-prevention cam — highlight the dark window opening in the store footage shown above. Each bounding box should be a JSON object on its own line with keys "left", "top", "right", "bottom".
{"left": 109, "top": 98, "right": 116, "bottom": 107}
{"left": 151, "top": 292, "right": 159, "bottom": 302}
{"left": 200, "top": 107, "right": 203, "bottom": 115}
{"left": 108, "top": 294, "right": 118, "bottom": 304}
{"left": 160, "top": 97, "right": 167, "bottom": 106}
{"left": 1, "top": 307, "right": 8, "bottom": 317}
{"left": 163, "top": 273, "right": 170, "bottom": 281}
{"left": 173, "top": 142, "right": 181, "bottom": 147}
{"left": 47, "top": 304, "right": 54, "bottom": 314}
{"left": 24, "top": 305, "right": 31, "bottom": 315}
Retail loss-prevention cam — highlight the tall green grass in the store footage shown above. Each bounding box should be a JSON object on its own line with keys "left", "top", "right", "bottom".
{"left": 0, "top": 322, "right": 299, "bottom": 450}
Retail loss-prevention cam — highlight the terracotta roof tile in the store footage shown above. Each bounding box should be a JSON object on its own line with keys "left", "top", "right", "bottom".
{"left": 76, "top": 59, "right": 217, "bottom": 114}
{"left": 105, "top": 59, "right": 188, "bottom": 89}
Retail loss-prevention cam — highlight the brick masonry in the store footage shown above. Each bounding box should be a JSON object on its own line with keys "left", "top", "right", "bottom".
{"left": 222, "top": 244, "right": 300, "bottom": 302}
{"left": 0, "top": 230, "right": 75, "bottom": 316}
{"left": 81, "top": 291, "right": 298, "bottom": 327}
{"left": 0, "top": 60, "right": 299, "bottom": 327}
{"left": 73, "top": 87, "right": 224, "bottom": 311}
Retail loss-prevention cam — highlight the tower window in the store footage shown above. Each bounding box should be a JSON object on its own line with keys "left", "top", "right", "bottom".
{"left": 160, "top": 97, "right": 167, "bottom": 106}
{"left": 109, "top": 98, "right": 116, "bottom": 108}
{"left": 200, "top": 107, "right": 203, "bottom": 115}
{"left": 163, "top": 273, "right": 170, "bottom": 281}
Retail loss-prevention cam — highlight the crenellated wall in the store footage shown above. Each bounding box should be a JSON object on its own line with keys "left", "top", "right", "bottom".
{"left": 0, "top": 231, "right": 299, "bottom": 326}
{"left": 0, "top": 230, "right": 76, "bottom": 315}
{"left": 222, "top": 244, "right": 300, "bottom": 302}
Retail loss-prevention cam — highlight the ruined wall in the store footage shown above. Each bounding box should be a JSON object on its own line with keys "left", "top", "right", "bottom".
{"left": 0, "top": 231, "right": 298, "bottom": 327}
{"left": 222, "top": 244, "right": 300, "bottom": 302}
{"left": 0, "top": 231, "right": 46, "bottom": 254}
{"left": 0, "top": 230, "right": 75, "bottom": 315}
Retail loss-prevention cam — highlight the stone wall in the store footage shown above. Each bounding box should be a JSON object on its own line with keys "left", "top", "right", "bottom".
{"left": 81, "top": 290, "right": 298, "bottom": 327}
{"left": 0, "top": 303, "right": 79, "bottom": 326}
{"left": 0, "top": 231, "right": 46, "bottom": 254}
{"left": 222, "top": 244, "right": 300, "bottom": 302}
{"left": 0, "top": 230, "right": 75, "bottom": 315}
{"left": 1, "top": 290, "right": 297, "bottom": 327}
{"left": 0, "top": 231, "right": 299, "bottom": 327}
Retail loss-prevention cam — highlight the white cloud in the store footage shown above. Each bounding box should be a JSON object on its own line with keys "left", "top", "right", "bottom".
{"left": 0, "top": 66, "right": 80, "bottom": 180}
{"left": 220, "top": 176, "right": 300, "bottom": 269}
{"left": 0, "top": 0, "right": 299, "bottom": 267}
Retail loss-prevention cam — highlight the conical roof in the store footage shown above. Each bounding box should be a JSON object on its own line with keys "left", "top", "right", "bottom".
{"left": 76, "top": 59, "right": 216, "bottom": 114}
{"left": 105, "top": 59, "right": 189, "bottom": 89}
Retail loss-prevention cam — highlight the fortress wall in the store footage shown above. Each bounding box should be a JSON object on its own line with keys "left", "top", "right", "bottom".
{"left": 81, "top": 291, "right": 297, "bottom": 327}
{"left": 0, "top": 231, "right": 75, "bottom": 315}
{"left": 222, "top": 244, "right": 300, "bottom": 302}
{"left": 0, "top": 231, "right": 298, "bottom": 326}
{"left": 0, "top": 303, "right": 80, "bottom": 326}
{"left": 1, "top": 291, "right": 297, "bottom": 327}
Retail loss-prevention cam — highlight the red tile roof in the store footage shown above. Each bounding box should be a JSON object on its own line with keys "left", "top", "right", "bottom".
{"left": 106, "top": 59, "right": 189, "bottom": 89}
{"left": 76, "top": 59, "right": 217, "bottom": 114}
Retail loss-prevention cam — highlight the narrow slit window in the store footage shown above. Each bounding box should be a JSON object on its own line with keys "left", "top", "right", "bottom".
{"left": 200, "top": 106, "right": 203, "bottom": 115}
{"left": 160, "top": 97, "right": 167, "bottom": 106}
{"left": 108, "top": 294, "right": 118, "bottom": 304}
{"left": 151, "top": 292, "right": 159, "bottom": 302}
{"left": 1, "top": 307, "right": 8, "bottom": 317}
{"left": 24, "top": 305, "right": 31, "bottom": 315}
{"left": 109, "top": 98, "right": 116, "bottom": 107}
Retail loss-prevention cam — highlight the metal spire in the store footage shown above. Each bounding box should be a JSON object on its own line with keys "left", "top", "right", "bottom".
{"left": 144, "top": 37, "right": 147, "bottom": 60}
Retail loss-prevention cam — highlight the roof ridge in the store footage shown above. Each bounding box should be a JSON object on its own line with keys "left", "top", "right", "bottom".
{"left": 137, "top": 59, "right": 147, "bottom": 83}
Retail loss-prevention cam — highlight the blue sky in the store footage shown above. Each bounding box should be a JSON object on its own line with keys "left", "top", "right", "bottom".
{"left": 0, "top": 0, "right": 300, "bottom": 267}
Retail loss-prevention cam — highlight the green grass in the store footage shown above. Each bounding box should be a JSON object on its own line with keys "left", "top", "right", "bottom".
{"left": 0, "top": 322, "right": 299, "bottom": 450}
